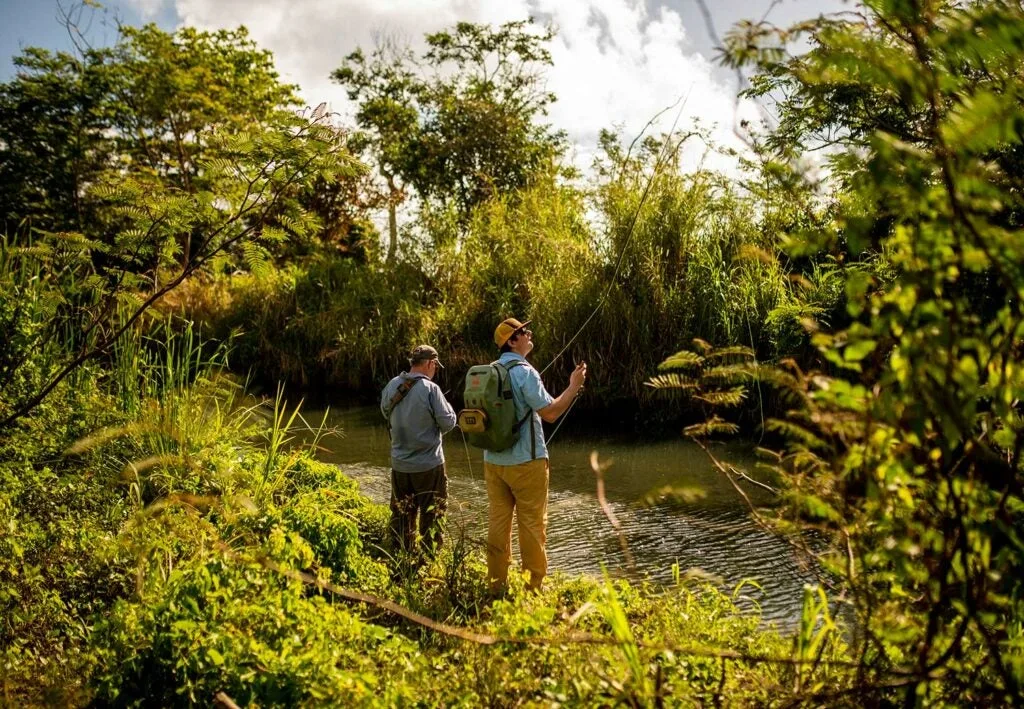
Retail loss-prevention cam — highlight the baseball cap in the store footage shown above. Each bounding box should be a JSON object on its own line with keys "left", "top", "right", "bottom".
{"left": 409, "top": 344, "right": 444, "bottom": 368}
{"left": 493, "top": 318, "right": 532, "bottom": 348}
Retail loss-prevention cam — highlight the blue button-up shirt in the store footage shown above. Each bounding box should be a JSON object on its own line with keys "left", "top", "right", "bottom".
{"left": 483, "top": 352, "right": 555, "bottom": 466}
{"left": 381, "top": 372, "right": 457, "bottom": 473}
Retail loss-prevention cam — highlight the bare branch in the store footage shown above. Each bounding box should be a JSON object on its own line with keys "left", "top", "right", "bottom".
{"left": 589, "top": 451, "right": 635, "bottom": 573}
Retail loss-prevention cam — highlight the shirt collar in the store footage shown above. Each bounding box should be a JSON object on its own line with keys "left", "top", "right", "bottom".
{"left": 498, "top": 351, "right": 528, "bottom": 364}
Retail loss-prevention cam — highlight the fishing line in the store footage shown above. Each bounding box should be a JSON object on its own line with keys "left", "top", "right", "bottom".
{"left": 540, "top": 84, "right": 694, "bottom": 379}
{"left": 538, "top": 86, "right": 694, "bottom": 446}
{"left": 545, "top": 389, "right": 580, "bottom": 445}
{"left": 459, "top": 426, "right": 475, "bottom": 481}
{"left": 745, "top": 311, "right": 766, "bottom": 445}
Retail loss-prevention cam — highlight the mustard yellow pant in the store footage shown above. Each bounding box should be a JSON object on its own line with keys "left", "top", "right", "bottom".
{"left": 484, "top": 458, "right": 549, "bottom": 592}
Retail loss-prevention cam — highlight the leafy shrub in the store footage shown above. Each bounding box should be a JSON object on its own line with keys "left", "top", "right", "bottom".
{"left": 92, "top": 553, "right": 421, "bottom": 706}
{"left": 282, "top": 490, "right": 361, "bottom": 575}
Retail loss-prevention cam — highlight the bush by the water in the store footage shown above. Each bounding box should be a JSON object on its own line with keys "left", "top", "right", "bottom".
{"left": 0, "top": 323, "right": 847, "bottom": 705}
{"left": 172, "top": 165, "right": 846, "bottom": 429}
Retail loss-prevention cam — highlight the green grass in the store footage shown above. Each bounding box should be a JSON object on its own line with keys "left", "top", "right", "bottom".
{"left": 0, "top": 309, "right": 854, "bottom": 706}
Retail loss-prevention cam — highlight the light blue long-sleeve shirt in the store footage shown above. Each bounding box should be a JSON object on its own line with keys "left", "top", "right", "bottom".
{"left": 381, "top": 372, "right": 457, "bottom": 473}
{"left": 483, "top": 352, "right": 555, "bottom": 466}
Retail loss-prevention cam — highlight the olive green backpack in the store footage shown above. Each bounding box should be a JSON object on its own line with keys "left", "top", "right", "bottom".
{"left": 457, "top": 360, "right": 535, "bottom": 454}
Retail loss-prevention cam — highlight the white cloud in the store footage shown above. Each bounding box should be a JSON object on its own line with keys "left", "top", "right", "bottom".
{"left": 126, "top": 0, "right": 762, "bottom": 176}
{"left": 125, "top": 0, "right": 170, "bottom": 20}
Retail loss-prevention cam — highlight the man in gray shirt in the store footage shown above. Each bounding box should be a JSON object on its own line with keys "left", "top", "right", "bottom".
{"left": 380, "top": 344, "right": 457, "bottom": 557}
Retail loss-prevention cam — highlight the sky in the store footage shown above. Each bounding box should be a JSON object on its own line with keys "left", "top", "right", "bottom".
{"left": 1, "top": 0, "right": 851, "bottom": 174}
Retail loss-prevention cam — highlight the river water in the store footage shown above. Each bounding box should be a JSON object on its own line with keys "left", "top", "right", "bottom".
{"left": 308, "top": 406, "right": 818, "bottom": 628}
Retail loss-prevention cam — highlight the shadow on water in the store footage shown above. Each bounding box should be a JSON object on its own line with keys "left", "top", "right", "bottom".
{"left": 308, "top": 405, "right": 820, "bottom": 629}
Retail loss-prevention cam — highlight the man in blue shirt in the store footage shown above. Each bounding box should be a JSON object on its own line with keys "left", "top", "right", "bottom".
{"left": 485, "top": 318, "right": 586, "bottom": 592}
{"left": 381, "top": 344, "right": 457, "bottom": 557}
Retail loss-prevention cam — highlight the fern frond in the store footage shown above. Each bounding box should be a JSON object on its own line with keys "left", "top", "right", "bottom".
{"left": 112, "top": 205, "right": 147, "bottom": 220}
{"left": 645, "top": 373, "right": 699, "bottom": 390}
{"left": 694, "top": 386, "right": 747, "bottom": 407}
{"left": 809, "top": 410, "right": 864, "bottom": 439}
{"left": 80, "top": 274, "right": 106, "bottom": 292}
{"left": 277, "top": 213, "right": 300, "bottom": 231}
{"left": 765, "top": 418, "right": 828, "bottom": 451}
{"left": 704, "top": 345, "right": 755, "bottom": 361}
{"left": 750, "top": 364, "right": 803, "bottom": 391}
{"left": 260, "top": 226, "right": 288, "bottom": 244}
{"left": 117, "top": 291, "right": 145, "bottom": 310}
{"left": 691, "top": 338, "right": 713, "bottom": 354}
{"left": 657, "top": 349, "right": 705, "bottom": 371}
{"left": 684, "top": 416, "right": 739, "bottom": 438}
{"left": 702, "top": 363, "right": 753, "bottom": 383}
{"left": 243, "top": 243, "right": 271, "bottom": 279}
{"left": 7, "top": 244, "right": 53, "bottom": 259}
{"left": 50, "top": 231, "right": 91, "bottom": 245}
{"left": 786, "top": 448, "right": 829, "bottom": 474}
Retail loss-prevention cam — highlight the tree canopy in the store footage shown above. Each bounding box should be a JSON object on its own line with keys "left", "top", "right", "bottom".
{"left": 333, "top": 19, "right": 566, "bottom": 256}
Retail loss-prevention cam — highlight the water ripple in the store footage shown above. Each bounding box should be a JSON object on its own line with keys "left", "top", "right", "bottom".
{"left": 308, "top": 407, "right": 821, "bottom": 629}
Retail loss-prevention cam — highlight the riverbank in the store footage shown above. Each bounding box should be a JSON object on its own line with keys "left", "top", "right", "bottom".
{"left": 307, "top": 404, "right": 815, "bottom": 627}
{"left": 0, "top": 350, "right": 851, "bottom": 705}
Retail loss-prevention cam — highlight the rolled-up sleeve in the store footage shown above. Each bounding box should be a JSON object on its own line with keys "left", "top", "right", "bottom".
{"left": 431, "top": 384, "right": 458, "bottom": 434}
{"left": 519, "top": 367, "right": 554, "bottom": 412}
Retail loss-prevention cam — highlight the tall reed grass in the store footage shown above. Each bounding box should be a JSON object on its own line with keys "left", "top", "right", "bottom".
{"left": 167, "top": 167, "right": 847, "bottom": 427}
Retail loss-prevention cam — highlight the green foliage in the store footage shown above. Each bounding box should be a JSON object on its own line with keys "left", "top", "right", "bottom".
{"left": 15, "top": 2, "right": 1024, "bottom": 704}
{"left": 434, "top": 169, "right": 597, "bottom": 359}
{"left": 108, "top": 25, "right": 298, "bottom": 185}
{"left": 173, "top": 257, "right": 433, "bottom": 391}
{"left": 1, "top": 268, "right": 843, "bottom": 705}
{"left": 0, "top": 384, "right": 132, "bottom": 702}
{"left": 182, "top": 141, "right": 825, "bottom": 429}
{"left": 651, "top": 0, "right": 1024, "bottom": 702}
{"left": 92, "top": 552, "right": 416, "bottom": 706}
{"left": 80, "top": 318, "right": 257, "bottom": 503}
{"left": 281, "top": 490, "right": 362, "bottom": 574}
{"left": 0, "top": 14, "right": 365, "bottom": 430}
{"left": 0, "top": 46, "right": 115, "bottom": 234}
{"left": 3, "top": 354, "right": 839, "bottom": 706}
{"left": 0, "top": 23, "right": 300, "bottom": 240}
{"left": 333, "top": 18, "right": 566, "bottom": 260}
{"left": 0, "top": 97, "right": 360, "bottom": 429}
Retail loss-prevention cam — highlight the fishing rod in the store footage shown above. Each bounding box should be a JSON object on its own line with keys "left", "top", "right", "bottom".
{"left": 541, "top": 85, "right": 695, "bottom": 444}
{"left": 541, "top": 85, "right": 694, "bottom": 378}
{"left": 444, "top": 88, "right": 695, "bottom": 468}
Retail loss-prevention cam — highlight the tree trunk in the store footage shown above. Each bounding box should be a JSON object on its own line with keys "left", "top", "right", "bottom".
{"left": 386, "top": 172, "right": 398, "bottom": 263}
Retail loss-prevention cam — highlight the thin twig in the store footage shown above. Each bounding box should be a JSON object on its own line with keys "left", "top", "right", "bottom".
{"left": 727, "top": 465, "right": 777, "bottom": 495}
{"left": 589, "top": 451, "right": 636, "bottom": 573}
{"left": 213, "top": 691, "right": 241, "bottom": 709}
{"left": 692, "top": 437, "right": 838, "bottom": 591}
